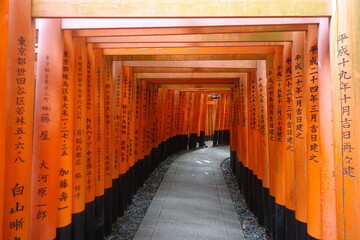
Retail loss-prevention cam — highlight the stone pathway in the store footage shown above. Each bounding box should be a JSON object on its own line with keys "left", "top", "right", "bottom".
{"left": 134, "top": 146, "right": 245, "bottom": 240}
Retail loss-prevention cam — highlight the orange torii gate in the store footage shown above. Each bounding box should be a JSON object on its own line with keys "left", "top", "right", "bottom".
{"left": 2, "top": 0, "right": 360, "bottom": 240}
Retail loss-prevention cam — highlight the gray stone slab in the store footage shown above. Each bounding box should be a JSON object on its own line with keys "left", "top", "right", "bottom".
{"left": 221, "top": 203, "right": 245, "bottom": 240}
{"left": 158, "top": 207, "right": 224, "bottom": 224}
{"left": 140, "top": 200, "right": 164, "bottom": 228}
{"left": 171, "top": 172, "right": 215, "bottom": 183}
{"left": 133, "top": 227, "right": 155, "bottom": 240}
{"left": 151, "top": 222, "right": 227, "bottom": 240}
{"left": 162, "top": 194, "right": 221, "bottom": 210}
{"left": 170, "top": 180, "right": 218, "bottom": 190}
{"left": 217, "top": 185, "right": 233, "bottom": 204}
{"left": 134, "top": 145, "right": 244, "bottom": 240}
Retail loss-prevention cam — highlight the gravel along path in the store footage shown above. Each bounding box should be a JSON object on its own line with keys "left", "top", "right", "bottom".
{"left": 220, "top": 157, "right": 267, "bottom": 240}
{"left": 107, "top": 146, "right": 266, "bottom": 240}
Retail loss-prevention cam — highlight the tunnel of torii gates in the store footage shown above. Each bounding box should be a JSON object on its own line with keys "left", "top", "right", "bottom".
{"left": 0, "top": 0, "right": 360, "bottom": 240}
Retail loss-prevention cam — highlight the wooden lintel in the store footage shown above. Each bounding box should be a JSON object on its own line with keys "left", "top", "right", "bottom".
{"left": 87, "top": 32, "right": 295, "bottom": 43}
{"left": 123, "top": 60, "right": 257, "bottom": 68}
{"left": 102, "top": 46, "right": 275, "bottom": 56}
{"left": 158, "top": 84, "right": 232, "bottom": 90}
{"left": 73, "top": 25, "right": 310, "bottom": 37}
{"left": 132, "top": 67, "right": 252, "bottom": 73}
{"left": 176, "top": 90, "right": 231, "bottom": 93}
{"left": 137, "top": 72, "right": 241, "bottom": 79}
{"left": 32, "top": 1, "right": 331, "bottom": 18}
{"left": 60, "top": 18, "right": 322, "bottom": 29}
{"left": 93, "top": 41, "right": 287, "bottom": 49}
{"left": 139, "top": 79, "right": 236, "bottom": 84}
{"left": 114, "top": 54, "right": 268, "bottom": 61}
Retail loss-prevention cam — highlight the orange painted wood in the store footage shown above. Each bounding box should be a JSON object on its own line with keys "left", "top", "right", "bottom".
{"left": 292, "top": 32, "right": 308, "bottom": 225}
{"left": 30, "top": 19, "right": 63, "bottom": 240}
{"left": 178, "top": 92, "right": 186, "bottom": 136}
{"left": 112, "top": 61, "right": 122, "bottom": 177}
{"left": 266, "top": 56, "right": 276, "bottom": 197}
{"left": 183, "top": 92, "right": 191, "bottom": 137}
{"left": 0, "top": 0, "right": 8, "bottom": 236}
{"left": 103, "top": 57, "right": 113, "bottom": 189}
{"left": 248, "top": 70, "right": 257, "bottom": 176}
{"left": 253, "top": 68, "right": 263, "bottom": 181}
{"left": 198, "top": 94, "right": 206, "bottom": 135}
{"left": 318, "top": 18, "right": 336, "bottom": 240}
{"left": 114, "top": 62, "right": 127, "bottom": 176}
{"left": 102, "top": 46, "right": 275, "bottom": 56}
{"left": 94, "top": 49, "right": 105, "bottom": 198}
{"left": 3, "top": 1, "right": 35, "bottom": 238}
{"left": 138, "top": 80, "right": 147, "bottom": 159}
{"left": 230, "top": 84, "right": 239, "bottom": 155}
{"left": 134, "top": 79, "right": 141, "bottom": 161}
{"left": 174, "top": 90, "right": 181, "bottom": 137}
{"left": 214, "top": 95, "right": 221, "bottom": 133}
{"left": 306, "top": 25, "right": 321, "bottom": 239}
{"left": 225, "top": 93, "right": 231, "bottom": 131}
{"left": 120, "top": 66, "right": 131, "bottom": 172}
{"left": 239, "top": 74, "right": 249, "bottom": 168}
{"left": 189, "top": 93, "right": 196, "bottom": 134}
{"left": 274, "top": 46, "right": 285, "bottom": 206}
{"left": 72, "top": 37, "right": 87, "bottom": 215}
{"left": 61, "top": 18, "right": 321, "bottom": 30}
{"left": 221, "top": 94, "right": 227, "bottom": 132}
{"left": 168, "top": 90, "right": 175, "bottom": 139}
{"left": 73, "top": 25, "right": 309, "bottom": 37}
{"left": 155, "top": 87, "right": 162, "bottom": 144}
{"left": 257, "top": 61, "right": 269, "bottom": 189}
{"left": 57, "top": 30, "right": 74, "bottom": 230}
{"left": 232, "top": 83, "right": 240, "bottom": 158}
{"left": 283, "top": 42, "right": 295, "bottom": 211}
{"left": 142, "top": 83, "right": 149, "bottom": 158}
{"left": 85, "top": 43, "right": 97, "bottom": 205}
{"left": 127, "top": 68, "right": 136, "bottom": 168}
{"left": 332, "top": 1, "right": 359, "bottom": 238}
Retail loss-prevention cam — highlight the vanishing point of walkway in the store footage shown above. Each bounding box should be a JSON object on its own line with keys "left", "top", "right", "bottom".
{"left": 134, "top": 146, "right": 245, "bottom": 240}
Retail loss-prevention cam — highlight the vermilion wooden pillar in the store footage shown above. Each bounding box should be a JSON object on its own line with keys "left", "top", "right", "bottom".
{"left": 198, "top": 93, "right": 206, "bottom": 147}
{"left": 266, "top": 56, "right": 276, "bottom": 238}
{"left": 257, "top": 60, "right": 270, "bottom": 231}
{"left": 283, "top": 42, "right": 296, "bottom": 240}
{"left": 56, "top": 30, "right": 74, "bottom": 240}
{"left": 0, "top": 0, "right": 7, "bottom": 236}
{"left": 85, "top": 42, "right": 97, "bottom": 240}
{"left": 274, "top": 45, "right": 286, "bottom": 240}
{"left": 239, "top": 74, "right": 249, "bottom": 194}
{"left": 331, "top": 1, "right": 359, "bottom": 239}
{"left": 72, "top": 37, "right": 88, "bottom": 240}
{"left": 112, "top": 61, "right": 124, "bottom": 216}
{"left": 306, "top": 25, "right": 321, "bottom": 240}
{"left": 94, "top": 49, "right": 105, "bottom": 239}
{"left": 292, "top": 32, "right": 308, "bottom": 240}
{"left": 247, "top": 70, "right": 257, "bottom": 214}
{"left": 174, "top": 90, "right": 181, "bottom": 150}
{"left": 103, "top": 56, "right": 113, "bottom": 235}
{"left": 3, "top": 0, "right": 35, "bottom": 239}
{"left": 30, "top": 19, "right": 63, "bottom": 240}
{"left": 318, "top": 18, "right": 336, "bottom": 240}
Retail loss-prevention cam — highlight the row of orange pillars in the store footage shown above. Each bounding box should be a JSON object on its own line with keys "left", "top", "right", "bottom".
{"left": 2, "top": 5, "right": 360, "bottom": 240}
{"left": 1, "top": 19, "right": 231, "bottom": 240}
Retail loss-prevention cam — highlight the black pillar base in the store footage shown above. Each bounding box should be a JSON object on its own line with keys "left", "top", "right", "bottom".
{"left": 189, "top": 133, "right": 197, "bottom": 149}
{"left": 213, "top": 130, "right": 219, "bottom": 146}
{"left": 56, "top": 224, "right": 72, "bottom": 240}
{"left": 218, "top": 130, "right": 224, "bottom": 145}
{"left": 95, "top": 195, "right": 105, "bottom": 240}
{"left": 118, "top": 174, "right": 126, "bottom": 216}
{"left": 104, "top": 187, "right": 113, "bottom": 236}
